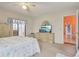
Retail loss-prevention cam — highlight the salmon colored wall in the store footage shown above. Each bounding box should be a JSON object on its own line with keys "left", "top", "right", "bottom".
{"left": 64, "top": 16, "right": 76, "bottom": 44}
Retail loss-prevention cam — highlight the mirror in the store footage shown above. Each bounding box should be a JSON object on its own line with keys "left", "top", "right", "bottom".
{"left": 39, "top": 21, "right": 52, "bottom": 33}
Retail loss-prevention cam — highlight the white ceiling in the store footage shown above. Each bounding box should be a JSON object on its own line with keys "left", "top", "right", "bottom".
{"left": 0, "top": 2, "right": 79, "bottom": 17}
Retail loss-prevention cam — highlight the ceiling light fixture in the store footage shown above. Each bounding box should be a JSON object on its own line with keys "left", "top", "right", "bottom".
{"left": 22, "top": 5, "right": 27, "bottom": 10}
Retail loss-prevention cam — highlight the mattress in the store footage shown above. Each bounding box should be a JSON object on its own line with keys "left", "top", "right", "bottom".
{"left": 0, "top": 36, "right": 40, "bottom": 57}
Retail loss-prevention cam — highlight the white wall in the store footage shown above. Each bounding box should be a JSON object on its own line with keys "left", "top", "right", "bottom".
{"left": 75, "top": 9, "right": 79, "bottom": 51}
{"left": 0, "top": 9, "right": 33, "bottom": 35}
{"left": 33, "top": 10, "right": 76, "bottom": 44}
{"left": 0, "top": 8, "right": 77, "bottom": 44}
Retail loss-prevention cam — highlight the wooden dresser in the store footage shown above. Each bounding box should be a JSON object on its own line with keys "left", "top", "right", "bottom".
{"left": 35, "top": 32, "right": 54, "bottom": 43}
{"left": 0, "top": 23, "right": 10, "bottom": 37}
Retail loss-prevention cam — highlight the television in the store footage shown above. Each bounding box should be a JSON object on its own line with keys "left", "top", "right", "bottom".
{"left": 39, "top": 25, "right": 52, "bottom": 33}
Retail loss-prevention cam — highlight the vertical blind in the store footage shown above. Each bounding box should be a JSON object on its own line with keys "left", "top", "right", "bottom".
{"left": 7, "top": 18, "right": 26, "bottom": 36}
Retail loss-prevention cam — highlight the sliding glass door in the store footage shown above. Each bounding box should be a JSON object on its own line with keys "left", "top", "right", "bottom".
{"left": 12, "top": 19, "right": 26, "bottom": 36}
{"left": 13, "top": 19, "right": 18, "bottom": 36}
{"left": 18, "top": 21, "right": 26, "bottom": 36}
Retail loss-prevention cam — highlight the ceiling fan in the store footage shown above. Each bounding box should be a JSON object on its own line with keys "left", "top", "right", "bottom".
{"left": 20, "top": 2, "right": 37, "bottom": 12}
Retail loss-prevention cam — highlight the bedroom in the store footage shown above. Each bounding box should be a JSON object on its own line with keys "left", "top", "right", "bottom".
{"left": 0, "top": 2, "right": 79, "bottom": 57}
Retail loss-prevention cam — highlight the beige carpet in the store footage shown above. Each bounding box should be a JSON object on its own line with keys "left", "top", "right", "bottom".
{"left": 34, "top": 40, "right": 76, "bottom": 57}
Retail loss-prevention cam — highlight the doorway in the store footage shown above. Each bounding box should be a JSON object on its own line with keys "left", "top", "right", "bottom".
{"left": 64, "top": 16, "right": 76, "bottom": 45}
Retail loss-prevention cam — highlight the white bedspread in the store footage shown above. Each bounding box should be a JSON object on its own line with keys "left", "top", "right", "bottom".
{"left": 0, "top": 36, "right": 40, "bottom": 57}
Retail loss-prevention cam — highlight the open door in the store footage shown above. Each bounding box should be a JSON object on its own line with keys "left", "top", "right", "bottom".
{"left": 64, "top": 16, "right": 76, "bottom": 45}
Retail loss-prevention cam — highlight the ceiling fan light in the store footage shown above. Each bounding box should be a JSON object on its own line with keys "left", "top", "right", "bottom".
{"left": 22, "top": 5, "right": 27, "bottom": 10}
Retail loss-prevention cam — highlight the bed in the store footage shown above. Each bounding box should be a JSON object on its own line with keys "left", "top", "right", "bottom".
{"left": 0, "top": 36, "right": 40, "bottom": 57}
